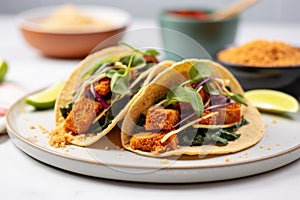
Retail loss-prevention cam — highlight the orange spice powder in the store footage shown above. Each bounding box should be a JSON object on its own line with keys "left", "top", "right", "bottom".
{"left": 217, "top": 40, "right": 300, "bottom": 67}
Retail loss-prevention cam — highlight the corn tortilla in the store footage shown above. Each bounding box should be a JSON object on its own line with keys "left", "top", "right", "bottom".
{"left": 121, "top": 59, "right": 264, "bottom": 157}
{"left": 53, "top": 46, "right": 174, "bottom": 146}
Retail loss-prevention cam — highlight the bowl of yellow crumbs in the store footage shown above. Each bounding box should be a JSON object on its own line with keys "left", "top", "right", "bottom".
{"left": 18, "top": 4, "right": 131, "bottom": 58}
{"left": 215, "top": 39, "right": 300, "bottom": 98}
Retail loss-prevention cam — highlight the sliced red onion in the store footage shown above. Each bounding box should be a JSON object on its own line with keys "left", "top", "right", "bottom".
{"left": 90, "top": 84, "right": 110, "bottom": 109}
{"left": 173, "top": 98, "right": 235, "bottom": 128}
{"left": 204, "top": 99, "right": 235, "bottom": 111}
{"left": 209, "top": 95, "right": 228, "bottom": 105}
{"left": 76, "top": 65, "right": 111, "bottom": 96}
{"left": 173, "top": 112, "right": 197, "bottom": 128}
{"left": 194, "top": 76, "right": 216, "bottom": 90}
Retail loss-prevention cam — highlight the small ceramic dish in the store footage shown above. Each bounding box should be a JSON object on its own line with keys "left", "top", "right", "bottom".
{"left": 215, "top": 47, "right": 300, "bottom": 98}
{"left": 158, "top": 9, "right": 239, "bottom": 60}
{"left": 18, "top": 5, "right": 131, "bottom": 58}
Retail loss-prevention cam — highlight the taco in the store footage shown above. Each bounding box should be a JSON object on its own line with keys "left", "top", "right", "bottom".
{"left": 49, "top": 45, "right": 174, "bottom": 147}
{"left": 121, "top": 59, "right": 264, "bottom": 157}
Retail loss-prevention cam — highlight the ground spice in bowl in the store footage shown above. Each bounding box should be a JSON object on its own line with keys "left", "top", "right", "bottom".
{"left": 217, "top": 40, "right": 300, "bottom": 67}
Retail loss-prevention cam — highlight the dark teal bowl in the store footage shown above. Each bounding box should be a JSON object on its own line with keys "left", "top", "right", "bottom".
{"left": 158, "top": 9, "right": 239, "bottom": 60}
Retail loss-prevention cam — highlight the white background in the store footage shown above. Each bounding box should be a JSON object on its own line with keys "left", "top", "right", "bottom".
{"left": 0, "top": 0, "right": 299, "bottom": 22}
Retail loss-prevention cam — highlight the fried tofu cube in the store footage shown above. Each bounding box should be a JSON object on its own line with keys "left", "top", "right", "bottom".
{"left": 64, "top": 97, "right": 102, "bottom": 134}
{"left": 130, "top": 131, "right": 178, "bottom": 153}
{"left": 199, "top": 103, "right": 241, "bottom": 125}
{"left": 222, "top": 103, "right": 242, "bottom": 124}
{"left": 94, "top": 77, "right": 111, "bottom": 96}
{"left": 199, "top": 110, "right": 218, "bottom": 125}
{"left": 145, "top": 107, "right": 180, "bottom": 131}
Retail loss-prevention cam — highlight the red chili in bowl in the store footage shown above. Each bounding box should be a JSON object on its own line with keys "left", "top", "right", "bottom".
{"left": 167, "top": 10, "right": 207, "bottom": 20}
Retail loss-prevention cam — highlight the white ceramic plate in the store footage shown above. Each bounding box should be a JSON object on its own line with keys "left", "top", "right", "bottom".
{"left": 6, "top": 96, "right": 300, "bottom": 183}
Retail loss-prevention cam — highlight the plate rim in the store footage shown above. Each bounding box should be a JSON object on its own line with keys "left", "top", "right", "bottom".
{"left": 5, "top": 94, "right": 300, "bottom": 170}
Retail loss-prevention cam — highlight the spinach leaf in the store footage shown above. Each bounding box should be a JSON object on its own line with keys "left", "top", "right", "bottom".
{"left": 136, "top": 114, "right": 146, "bottom": 126}
{"left": 60, "top": 103, "right": 73, "bottom": 119}
{"left": 166, "top": 86, "right": 204, "bottom": 116}
{"left": 178, "top": 116, "right": 248, "bottom": 146}
{"left": 179, "top": 129, "right": 229, "bottom": 146}
{"left": 219, "top": 130, "right": 241, "bottom": 141}
{"left": 90, "top": 108, "right": 114, "bottom": 132}
{"left": 110, "top": 68, "right": 131, "bottom": 95}
{"left": 205, "top": 133, "right": 229, "bottom": 145}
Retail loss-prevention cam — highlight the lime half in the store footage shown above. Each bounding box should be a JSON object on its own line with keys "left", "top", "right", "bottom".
{"left": 0, "top": 59, "right": 8, "bottom": 82}
{"left": 245, "top": 89, "right": 299, "bottom": 113}
{"left": 24, "top": 82, "right": 63, "bottom": 110}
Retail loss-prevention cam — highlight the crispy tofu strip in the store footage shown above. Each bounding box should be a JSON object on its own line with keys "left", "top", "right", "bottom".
{"left": 145, "top": 107, "right": 180, "bottom": 131}
{"left": 64, "top": 97, "right": 102, "bottom": 134}
{"left": 130, "top": 131, "right": 178, "bottom": 153}
{"left": 160, "top": 112, "right": 218, "bottom": 143}
{"left": 199, "top": 104, "right": 241, "bottom": 125}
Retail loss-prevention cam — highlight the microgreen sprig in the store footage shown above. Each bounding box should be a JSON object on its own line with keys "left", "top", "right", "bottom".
{"left": 119, "top": 41, "right": 160, "bottom": 57}
{"left": 109, "top": 55, "right": 134, "bottom": 95}
{"left": 165, "top": 85, "right": 204, "bottom": 117}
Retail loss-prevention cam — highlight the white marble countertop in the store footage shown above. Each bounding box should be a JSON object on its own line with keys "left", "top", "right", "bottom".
{"left": 0, "top": 14, "right": 299, "bottom": 200}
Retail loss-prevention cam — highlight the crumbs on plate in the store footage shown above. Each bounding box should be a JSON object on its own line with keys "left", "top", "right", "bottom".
{"left": 38, "top": 124, "right": 49, "bottom": 134}
{"left": 29, "top": 125, "right": 36, "bottom": 129}
{"left": 272, "top": 118, "right": 277, "bottom": 124}
{"left": 160, "top": 159, "right": 170, "bottom": 165}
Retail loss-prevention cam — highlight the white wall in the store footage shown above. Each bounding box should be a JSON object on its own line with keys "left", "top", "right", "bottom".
{"left": 0, "top": 0, "right": 299, "bottom": 22}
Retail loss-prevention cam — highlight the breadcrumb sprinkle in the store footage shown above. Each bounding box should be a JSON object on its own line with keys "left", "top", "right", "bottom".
{"left": 48, "top": 125, "right": 75, "bottom": 148}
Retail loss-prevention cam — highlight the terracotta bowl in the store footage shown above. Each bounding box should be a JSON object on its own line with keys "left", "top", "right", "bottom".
{"left": 18, "top": 5, "right": 131, "bottom": 59}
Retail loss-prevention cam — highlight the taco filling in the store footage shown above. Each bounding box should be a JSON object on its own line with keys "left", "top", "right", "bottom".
{"left": 49, "top": 44, "right": 162, "bottom": 147}
{"left": 122, "top": 60, "right": 263, "bottom": 156}
{"left": 125, "top": 61, "right": 252, "bottom": 154}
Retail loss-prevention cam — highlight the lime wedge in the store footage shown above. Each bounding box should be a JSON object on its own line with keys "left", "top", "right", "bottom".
{"left": 24, "top": 82, "right": 63, "bottom": 110}
{"left": 0, "top": 59, "right": 8, "bottom": 82}
{"left": 245, "top": 89, "right": 299, "bottom": 113}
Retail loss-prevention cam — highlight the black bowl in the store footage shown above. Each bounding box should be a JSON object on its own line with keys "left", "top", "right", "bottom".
{"left": 214, "top": 51, "right": 300, "bottom": 98}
